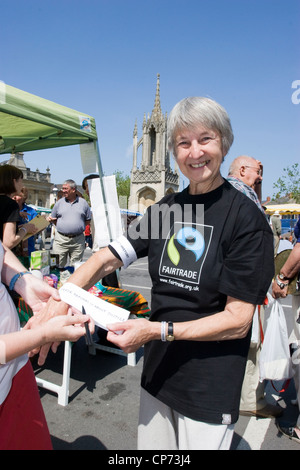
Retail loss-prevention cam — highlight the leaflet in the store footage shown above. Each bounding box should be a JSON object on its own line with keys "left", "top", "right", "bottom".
{"left": 59, "top": 282, "right": 129, "bottom": 332}
{"left": 22, "top": 213, "right": 49, "bottom": 240}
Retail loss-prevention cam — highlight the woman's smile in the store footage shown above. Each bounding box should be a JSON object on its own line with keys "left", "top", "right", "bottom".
{"left": 190, "top": 160, "right": 210, "bottom": 169}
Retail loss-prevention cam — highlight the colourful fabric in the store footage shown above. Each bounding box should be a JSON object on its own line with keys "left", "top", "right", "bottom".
{"left": 89, "top": 282, "right": 150, "bottom": 317}
{"left": 17, "top": 298, "right": 34, "bottom": 325}
{"left": 103, "top": 286, "right": 150, "bottom": 317}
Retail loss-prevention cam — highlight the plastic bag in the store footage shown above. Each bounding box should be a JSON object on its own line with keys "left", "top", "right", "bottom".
{"left": 250, "top": 307, "right": 260, "bottom": 346}
{"left": 259, "top": 296, "right": 293, "bottom": 382}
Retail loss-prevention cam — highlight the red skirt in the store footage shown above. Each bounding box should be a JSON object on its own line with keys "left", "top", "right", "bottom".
{"left": 0, "top": 360, "right": 52, "bottom": 450}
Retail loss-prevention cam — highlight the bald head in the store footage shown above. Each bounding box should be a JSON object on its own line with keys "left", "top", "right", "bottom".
{"left": 229, "top": 156, "right": 256, "bottom": 175}
{"left": 228, "top": 155, "right": 263, "bottom": 189}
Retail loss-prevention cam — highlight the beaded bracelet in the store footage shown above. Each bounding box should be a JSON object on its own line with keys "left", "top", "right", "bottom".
{"left": 9, "top": 271, "right": 32, "bottom": 291}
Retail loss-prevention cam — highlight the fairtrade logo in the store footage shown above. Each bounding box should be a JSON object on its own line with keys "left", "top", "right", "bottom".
{"left": 167, "top": 227, "right": 205, "bottom": 266}
{"left": 79, "top": 116, "right": 92, "bottom": 132}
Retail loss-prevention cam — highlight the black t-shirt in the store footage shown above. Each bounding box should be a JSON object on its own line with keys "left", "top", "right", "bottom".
{"left": 0, "top": 195, "right": 20, "bottom": 241}
{"left": 110, "top": 181, "right": 274, "bottom": 424}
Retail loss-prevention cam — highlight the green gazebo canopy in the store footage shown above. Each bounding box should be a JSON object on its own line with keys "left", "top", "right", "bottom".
{"left": 0, "top": 83, "right": 98, "bottom": 154}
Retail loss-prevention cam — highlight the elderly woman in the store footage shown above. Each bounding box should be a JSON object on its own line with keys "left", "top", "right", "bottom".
{"left": 32, "top": 97, "right": 274, "bottom": 450}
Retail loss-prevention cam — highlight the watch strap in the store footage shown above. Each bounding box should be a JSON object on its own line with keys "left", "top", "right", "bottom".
{"left": 166, "top": 321, "right": 175, "bottom": 341}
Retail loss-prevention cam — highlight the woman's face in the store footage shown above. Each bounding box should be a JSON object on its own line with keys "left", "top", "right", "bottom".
{"left": 174, "top": 125, "right": 225, "bottom": 194}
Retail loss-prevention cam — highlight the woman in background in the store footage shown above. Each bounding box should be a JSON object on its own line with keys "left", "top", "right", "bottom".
{"left": 0, "top": 164, "right": 37, "bottom": 250}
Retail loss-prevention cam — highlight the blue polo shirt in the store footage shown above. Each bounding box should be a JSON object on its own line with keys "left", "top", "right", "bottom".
{"left": 20, "top": 203, "right": 38, "bottom": 255}
{"left": 51, "top": 196, "right": 92, "bottom": 235}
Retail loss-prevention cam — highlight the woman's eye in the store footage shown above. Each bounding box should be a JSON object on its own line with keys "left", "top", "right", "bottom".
{"left": 177, "top": 141, "right": 189, "bottom": 148}
{"left": 200, "top": 136, "right": 213, "bottom": 143}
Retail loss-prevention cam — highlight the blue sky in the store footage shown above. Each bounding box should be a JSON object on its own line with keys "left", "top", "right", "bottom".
{"left": 1, "top": 0, "right": 299, "bottom": 201}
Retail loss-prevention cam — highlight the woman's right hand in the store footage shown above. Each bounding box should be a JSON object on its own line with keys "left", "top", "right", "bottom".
{"left": 23, "top": 223, "right": 38, "bottom": 235}
{"left": 43, "top": 312, "right": 94, "bottom": 344}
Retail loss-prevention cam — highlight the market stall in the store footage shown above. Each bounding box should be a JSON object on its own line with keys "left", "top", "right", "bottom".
{"left": 264, "top": 204, "right": 300, "bottom": 215}
{"left": 265, "top": 204, "right": 300, "bottom": 235}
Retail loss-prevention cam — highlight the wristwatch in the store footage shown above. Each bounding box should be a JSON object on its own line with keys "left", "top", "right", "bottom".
{"left": 278, "top": 273, "right": 290, "bottom": 282}
{"left": 275, "top": 275, "right": 289, "bottom": 289}
{"left": 166, "top": 321, "right": 175, "bottom": 341}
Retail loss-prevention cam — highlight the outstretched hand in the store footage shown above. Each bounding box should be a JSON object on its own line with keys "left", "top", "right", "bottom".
{"left": 16, "top": 274, "right": 61, "bottom": 315}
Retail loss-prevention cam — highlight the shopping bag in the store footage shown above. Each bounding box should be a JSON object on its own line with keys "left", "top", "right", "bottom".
{"left": 250, "top": 307, "right": 260, "bottom": 346}
{"left": 259, "top": 297, "right": 293, "bottom": 382}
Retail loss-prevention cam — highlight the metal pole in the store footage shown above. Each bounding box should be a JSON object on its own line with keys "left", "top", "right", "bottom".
{"left": 95, "top": 140, "right": 113, "bottom": 243}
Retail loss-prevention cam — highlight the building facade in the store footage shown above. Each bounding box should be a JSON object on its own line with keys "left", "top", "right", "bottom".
{"left": 128, "top": 75, "right": 179, "bottom": 213}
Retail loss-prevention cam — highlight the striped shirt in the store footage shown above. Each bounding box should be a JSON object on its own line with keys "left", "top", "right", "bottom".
{"left": 227, "top": 176, "right": 264, "bottom": 213}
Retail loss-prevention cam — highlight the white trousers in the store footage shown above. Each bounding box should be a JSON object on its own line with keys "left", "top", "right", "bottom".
{"left": 137, "top": 388, "right": 234, "bottom": 450}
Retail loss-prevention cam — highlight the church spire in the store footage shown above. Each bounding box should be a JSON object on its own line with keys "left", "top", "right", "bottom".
{"left": 151, "top": 73, "right": 162, "bottom": 122}
{"left": 129, "top": 73, "right": 179, "bottom": 211}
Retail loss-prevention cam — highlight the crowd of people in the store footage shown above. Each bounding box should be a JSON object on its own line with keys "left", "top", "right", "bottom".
{"left": 0, "top": 96, "right": 299, "bottom": 450}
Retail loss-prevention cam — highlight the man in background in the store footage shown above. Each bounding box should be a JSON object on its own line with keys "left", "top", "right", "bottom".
{"left": 48, "top": 179, "right": 91, "bottom": 268}
{"left": 271, "top": 211, "right": 282, "bottom": 256}
{"left": 227, "top": 155, "right": 263, "bottom": 211}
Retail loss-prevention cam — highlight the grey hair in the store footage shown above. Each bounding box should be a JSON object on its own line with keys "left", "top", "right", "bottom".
{"left": 63, "top": 179, "right": 77, "bottom": 189}
{"left": 167, "top": 97, "right": 234, "bottom": 157}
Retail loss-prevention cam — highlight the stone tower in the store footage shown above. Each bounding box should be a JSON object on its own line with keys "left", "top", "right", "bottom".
{"left": 128, "top": 74, "right": 179, "bottom": 213}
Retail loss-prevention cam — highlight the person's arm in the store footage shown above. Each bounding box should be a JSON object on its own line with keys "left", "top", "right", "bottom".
{"left": 3, "top": 221, "right": 38, "bottom": 249}
{"left": 106, "top": 296, "right": 255, "bottom": 354}
{"left": 0, "top": 312, "right": 91, "bottom": 364}
{"left": 1, "top": 244, "right": 60, "bottom": 312}
{"left": 47, "top": 203, "right": 58, "bottom": 225}
{"left": 71, "top": 247, "right": 123, "bottom": 288}
{"left": 3, "top": 222, "right": 37, "bottom": 249}
{"left": 272, "top": 242, "right": 300, "bottom": 298}
{"left": 47, "top": 215, "right": 57, "bottom": 225}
